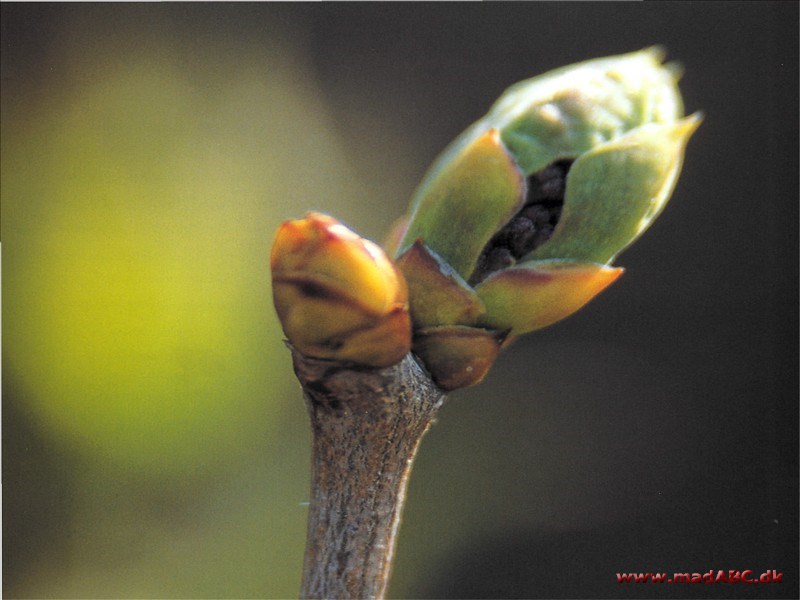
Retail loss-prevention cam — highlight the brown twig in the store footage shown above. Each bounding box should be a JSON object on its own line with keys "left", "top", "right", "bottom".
{"left": 292, "top": 349, "right": 445, "bottom": 600}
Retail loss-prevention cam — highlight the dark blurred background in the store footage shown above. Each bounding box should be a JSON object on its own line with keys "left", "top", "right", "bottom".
{"left": 2, "top": 2, "right": 797, "bottom": 598}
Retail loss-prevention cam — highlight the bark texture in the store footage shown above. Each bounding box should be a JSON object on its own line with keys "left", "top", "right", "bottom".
{"left": 292, "top": 350, "right": 446, "bottom": 600}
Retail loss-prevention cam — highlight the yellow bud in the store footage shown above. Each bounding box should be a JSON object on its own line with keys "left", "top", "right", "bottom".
{"left": 270, "top": 212, "right": 411, "bottom": 367}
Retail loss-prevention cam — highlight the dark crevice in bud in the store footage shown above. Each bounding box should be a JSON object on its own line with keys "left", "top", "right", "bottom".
{"left": 469, "top": 159, "right": 573, "bottom": 285}
{"left": 295, "top": 280, "right": 338, "bottom": 300}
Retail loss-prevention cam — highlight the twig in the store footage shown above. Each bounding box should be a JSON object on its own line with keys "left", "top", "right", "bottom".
{"left": 292, "top": 349, "right": 445, "bottom": 599}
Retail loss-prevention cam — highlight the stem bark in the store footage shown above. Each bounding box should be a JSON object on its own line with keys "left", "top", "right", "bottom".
{"left": 292, "top": 350, "right": 446, "bottom": 600}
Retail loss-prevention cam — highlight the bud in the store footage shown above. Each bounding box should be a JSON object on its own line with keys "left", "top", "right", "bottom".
{"left": 395, "top": 48, "right": 700, "bottom": 389}
{"left": 271, "top": 212, "right": 411, "bottom": 367}
{"left": 412, "top": 326, "right": 507, "bottom": 392}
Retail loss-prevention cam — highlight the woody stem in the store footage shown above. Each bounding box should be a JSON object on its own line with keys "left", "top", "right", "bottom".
{"left": 292, "top": 350, "right": 446, "bottom": 600}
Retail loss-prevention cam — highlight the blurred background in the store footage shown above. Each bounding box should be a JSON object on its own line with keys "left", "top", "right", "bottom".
{"left": 2, "top": 3, "right": 797, "bottom": 598}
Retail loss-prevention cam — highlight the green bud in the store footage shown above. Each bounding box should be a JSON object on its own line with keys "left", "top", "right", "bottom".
{"left": 492, "top": 46, "right": 685, "bottom": 174}
{"left": 394, "top": 48, "right": 700, "bottom": 389}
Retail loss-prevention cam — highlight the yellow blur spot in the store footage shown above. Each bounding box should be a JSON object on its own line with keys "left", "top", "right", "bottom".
{"left": 2, "top": 41, "right": 357, "bottom": 475}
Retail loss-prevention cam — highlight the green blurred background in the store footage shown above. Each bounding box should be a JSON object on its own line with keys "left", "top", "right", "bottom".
{"left": 2, "top": 3, "right": 797, "bottom": 598}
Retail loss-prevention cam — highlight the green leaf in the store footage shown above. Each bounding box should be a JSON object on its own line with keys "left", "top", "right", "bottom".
{"left": 398, "top": 129, "right": 526, "bottom": 279}
{"left": 475, "top": 260, "right": 624, "bottom": 334}
{"left": 396, "top": 241, "right": 485, "bottom": 328}
{"left": 527, "top": 114, "right": 702, "bottom": 264}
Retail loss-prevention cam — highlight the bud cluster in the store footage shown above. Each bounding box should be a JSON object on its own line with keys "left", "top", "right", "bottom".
{"left": 271, "top": 48, "right": 700, "bottom": 390}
